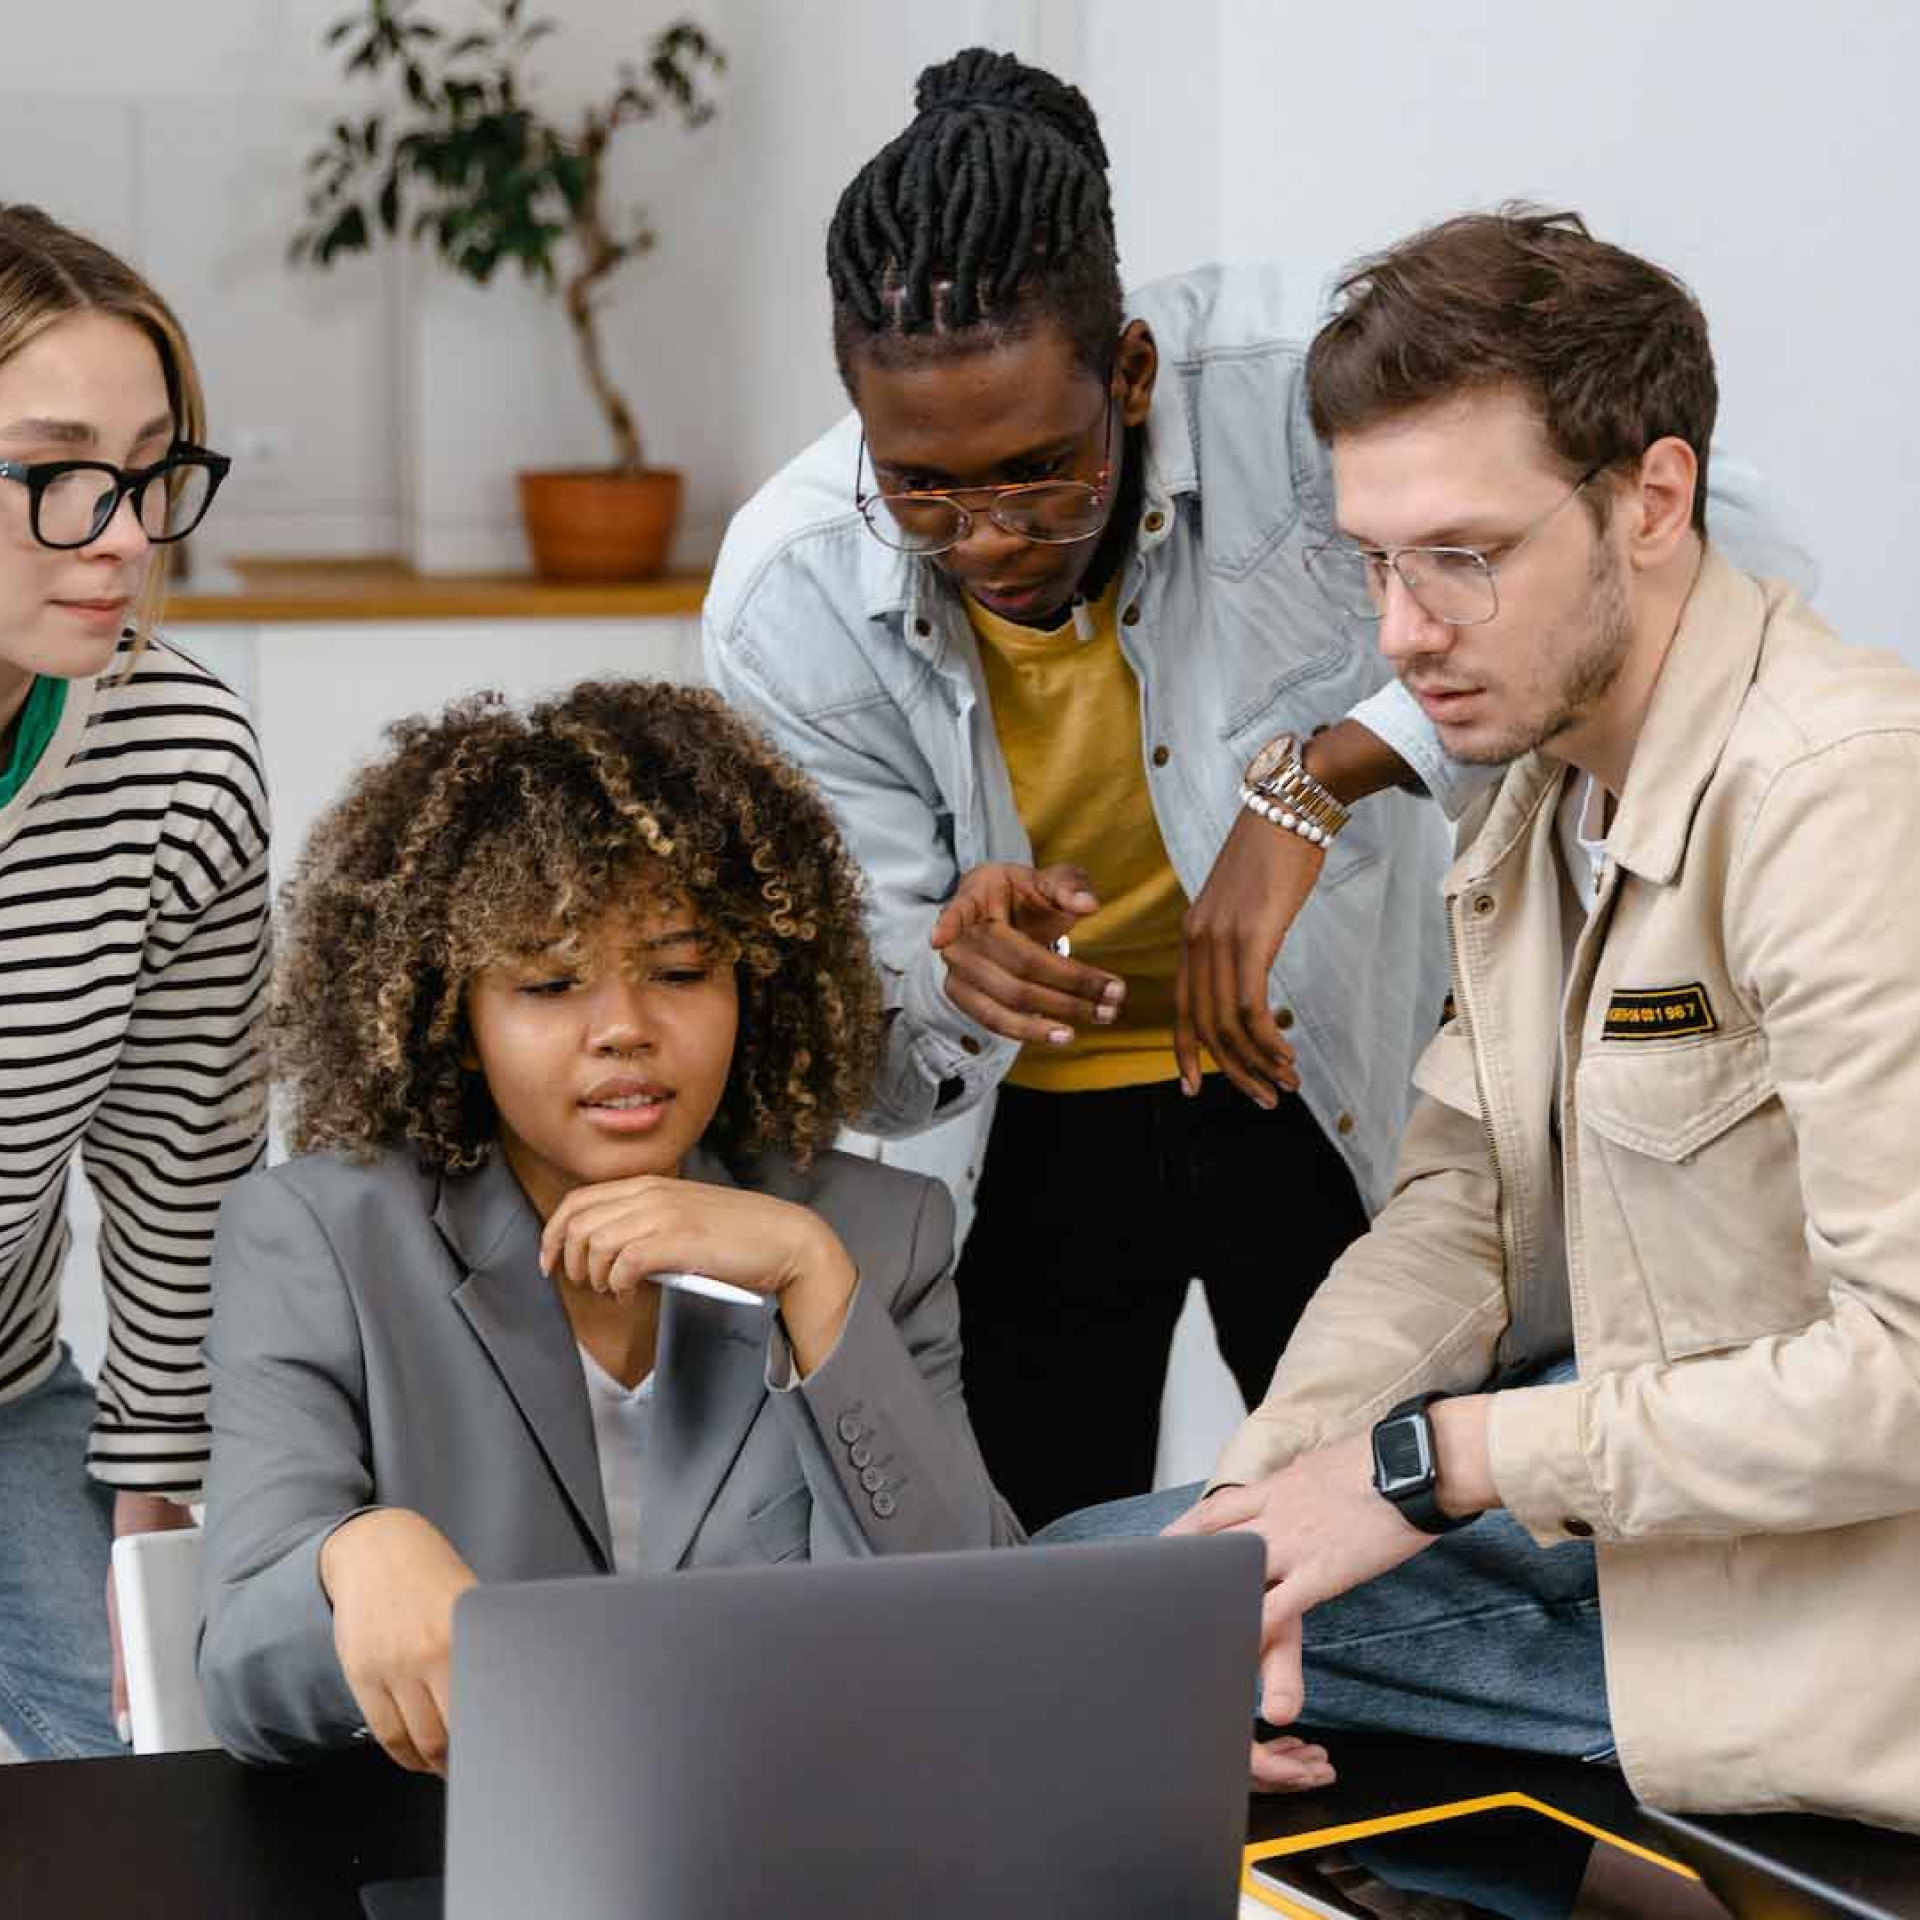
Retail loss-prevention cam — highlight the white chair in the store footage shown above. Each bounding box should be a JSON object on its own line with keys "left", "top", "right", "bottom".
{"left": 110, "top": 1527, "right": 219, "bottom": 1754}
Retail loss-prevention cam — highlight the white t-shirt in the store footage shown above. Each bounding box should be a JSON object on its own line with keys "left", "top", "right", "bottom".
{"left": 576, "top": 1345, "right": 656, "bottom": 1575}
{"left": 1556, "top": 769, "right": 1610, "bottom": 915}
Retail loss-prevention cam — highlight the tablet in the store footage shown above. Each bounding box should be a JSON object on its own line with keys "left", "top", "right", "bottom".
{"left": 1638, "top": 1802, "right": 1920, "bottom": 1920}
{"left": 357, "top": 1876, "right": 443, "bottom": 1920}
{"left": 1244, "top": 1791, "right": 1730, "bottom": 1919}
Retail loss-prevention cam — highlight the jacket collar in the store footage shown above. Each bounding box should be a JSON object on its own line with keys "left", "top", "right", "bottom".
{"left": 1601, "top": 546, "right": 1766, "bottom": 887}
{"left": 435, "top": 1150, "right": 613, "bottom": 1569}
{"left": 629, "top": 1145, "right": 784, "bottom": 1575}
{"left": 430, "top": 1144, "right": 775, "bottom": 1578}
{"left": 856, "top": 494, "right": 919, "bottom": 623}
{"left": 1448, "top": 546, "right": 1765, "bottom": 894}
{"left": 1140, "top": 338, "right": 1200, "bottom": 501}
{"left": 845, "top": 420, "right": 956, "bottom": 642}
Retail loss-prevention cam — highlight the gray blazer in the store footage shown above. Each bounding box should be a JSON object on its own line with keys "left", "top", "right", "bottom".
{"left": 197, "top": 1141, "right": 1020, "bottom": 1764}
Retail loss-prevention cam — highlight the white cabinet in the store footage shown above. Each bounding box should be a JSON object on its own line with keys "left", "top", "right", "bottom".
{"left": 172, "top": 617, "right": 702, "bottom": 888}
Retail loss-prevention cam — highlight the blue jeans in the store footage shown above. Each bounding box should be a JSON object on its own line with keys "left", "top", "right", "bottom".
{"left": 1035, "top": 1370, "right": 1613, "bottom": 1762}
{"left": 0, "top": 1346, "right": 119, "bottom": 1759}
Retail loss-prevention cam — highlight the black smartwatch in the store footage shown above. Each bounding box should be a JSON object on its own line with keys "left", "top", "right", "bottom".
{"left": 1370, "top": 1392, "right": 1478, "bottom": 1534}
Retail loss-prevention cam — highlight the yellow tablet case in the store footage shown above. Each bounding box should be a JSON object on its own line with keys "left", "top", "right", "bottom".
{"left": 1240, "top": 1789, "right": 1701, "bottom": 1915}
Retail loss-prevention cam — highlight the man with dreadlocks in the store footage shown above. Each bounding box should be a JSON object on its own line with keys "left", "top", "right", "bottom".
{"left": 703, "top": 49, "right": 1798, "bottom": 1533}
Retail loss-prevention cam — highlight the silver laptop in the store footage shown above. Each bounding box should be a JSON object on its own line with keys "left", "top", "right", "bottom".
{"left": 444, "top": 1535, "right": 1262, "bottom": 1919}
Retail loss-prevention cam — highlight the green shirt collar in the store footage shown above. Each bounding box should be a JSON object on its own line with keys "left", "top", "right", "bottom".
{"left": 0, "top": 675, "right": 69, "bottom": 808}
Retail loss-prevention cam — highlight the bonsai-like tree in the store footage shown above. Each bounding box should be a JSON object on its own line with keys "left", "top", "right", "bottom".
{"left": 295, "top": 0, "right": 724, "bottom": 474}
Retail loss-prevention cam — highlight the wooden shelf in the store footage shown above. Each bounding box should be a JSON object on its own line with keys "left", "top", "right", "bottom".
{"left": 164, "top": 554, "right": 710, "bottom": 624}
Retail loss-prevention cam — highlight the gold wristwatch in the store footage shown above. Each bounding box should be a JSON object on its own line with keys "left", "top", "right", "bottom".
{"left": 1239, "top": 732, "right": 1351, "bottom": 847}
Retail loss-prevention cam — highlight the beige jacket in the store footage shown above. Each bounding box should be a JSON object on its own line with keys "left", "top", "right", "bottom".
{"left": 1217, "top": 549, "right": 1920, "bottom": 1832}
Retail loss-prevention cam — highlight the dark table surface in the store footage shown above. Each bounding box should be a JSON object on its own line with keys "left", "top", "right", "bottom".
{"left": 3, "top": 1728, "right": 1913, "bottom": 1917}
{"left": 0, "top": 1745, "right": 444, "bottom": 1919}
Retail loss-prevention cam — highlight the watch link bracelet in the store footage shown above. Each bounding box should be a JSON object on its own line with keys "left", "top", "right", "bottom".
{"left": 1240, "top": 731, "right": 1351, "bottom": 847}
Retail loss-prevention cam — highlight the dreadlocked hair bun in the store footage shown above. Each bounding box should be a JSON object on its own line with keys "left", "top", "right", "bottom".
{"left": 910, "top": 46, "right": 1109, "bottom": 172}
{"left": 827, "top": 45, "right": 1122, "bottom": 373}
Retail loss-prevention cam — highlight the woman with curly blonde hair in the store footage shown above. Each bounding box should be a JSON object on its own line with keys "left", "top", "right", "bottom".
{"left": 198, "top": 679, "right": 1018, "bottom": 1773}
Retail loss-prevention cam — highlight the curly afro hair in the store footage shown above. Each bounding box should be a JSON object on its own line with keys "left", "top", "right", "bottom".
{"left": 273, "top": 679, "right": 883, "bottom": 1174}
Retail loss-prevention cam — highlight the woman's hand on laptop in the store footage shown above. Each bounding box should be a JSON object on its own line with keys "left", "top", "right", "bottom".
{"left": 319, "top": 1508, "right": 478, "bottom": 1777}
{"left": 540, "top": 1178, "right": 860, "bottom": 1377}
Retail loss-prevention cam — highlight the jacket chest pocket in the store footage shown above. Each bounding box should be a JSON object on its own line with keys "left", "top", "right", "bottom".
{"left": 1576, "top": 1028, "right": 1818, "bottom": 1358}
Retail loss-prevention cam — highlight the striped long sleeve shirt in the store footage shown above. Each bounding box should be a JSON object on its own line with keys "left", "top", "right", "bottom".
{"left": 1, "top": 634, "right": 269, "bottom": 1495}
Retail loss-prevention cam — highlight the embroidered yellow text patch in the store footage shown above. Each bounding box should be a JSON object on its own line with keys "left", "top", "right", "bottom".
{"left": 1602, "top": 983, "right": 1718, "bottom": 1041}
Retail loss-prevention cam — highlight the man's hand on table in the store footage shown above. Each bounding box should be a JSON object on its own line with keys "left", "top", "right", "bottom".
{"left": 1167, "top": 1398, "right": 1495, "bottom": 1793}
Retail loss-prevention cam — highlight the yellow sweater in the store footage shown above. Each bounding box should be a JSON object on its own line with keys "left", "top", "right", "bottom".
{"left": 967, "top": 580, "right": 1199, "bottom": 1093}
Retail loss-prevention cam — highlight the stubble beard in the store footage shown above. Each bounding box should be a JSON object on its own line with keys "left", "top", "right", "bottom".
{"left": 1443, "top": 538, "right": 1634, "bottom": 766}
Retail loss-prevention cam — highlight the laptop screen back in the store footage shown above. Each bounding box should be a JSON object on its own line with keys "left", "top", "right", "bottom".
{"left": 446, "top": 1535, "right": 1262, "bottom": 1920}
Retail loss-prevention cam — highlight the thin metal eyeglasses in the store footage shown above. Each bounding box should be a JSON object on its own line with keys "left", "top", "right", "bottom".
{"left": 0, "top": 441, "right": 232, "bottom": 551}
{"left": 1303, "top": 465, "right": 1607, "bottom": 627}
{"left": 853, "top": 392, "right": 1117, "bottom": 556}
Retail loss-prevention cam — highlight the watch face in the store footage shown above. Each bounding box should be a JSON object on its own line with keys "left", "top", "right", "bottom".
{"left": 1245, "top": 733, "right": 1297, "bottom": 788}
{"left": 1372, "top": 1416, "right": 1432, "bottom": 1497}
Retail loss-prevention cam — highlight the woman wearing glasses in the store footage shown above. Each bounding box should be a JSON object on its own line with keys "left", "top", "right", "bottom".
{"left": 703, "top": 50, "right": 1800, "bottom": 1539}
{"left": 0, "top": 204, "right": 265, "bottom": 1757}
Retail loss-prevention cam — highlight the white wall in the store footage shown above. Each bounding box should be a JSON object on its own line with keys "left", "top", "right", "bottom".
{"left": 1090, "top": 0, "right": 1919, "bottom": 658}
{"left": 0, "top": 3, "right": 405, "bottom": 563}
{"left": 7, "top": 2, "right": 1912, "bottom": 626}
{"left": 0, "top": 0, "right": 1064, "bottom": 573}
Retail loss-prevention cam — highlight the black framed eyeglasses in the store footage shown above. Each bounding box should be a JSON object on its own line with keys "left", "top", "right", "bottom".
{"left": 853, "top": 392, "right": 1118, "bottom": 556}
{"left": 0, "top": 441, "right": 231, "bottom": 551}
{"left": 1303, "top": 466, "right": 1607, "bottom": 627}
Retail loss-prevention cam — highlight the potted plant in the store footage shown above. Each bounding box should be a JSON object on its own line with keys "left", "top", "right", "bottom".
{"left": 294, "top": 0, "right": 724, "bottom": 581}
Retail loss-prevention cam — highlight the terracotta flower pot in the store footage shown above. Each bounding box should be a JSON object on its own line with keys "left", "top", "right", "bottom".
{"left": 517, "top": 467, "right": 683, "bottom": 582}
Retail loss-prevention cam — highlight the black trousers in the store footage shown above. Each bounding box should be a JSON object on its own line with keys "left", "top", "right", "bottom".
{"left": 953, "top": 1075, "right": 1369, "bottom": 1533}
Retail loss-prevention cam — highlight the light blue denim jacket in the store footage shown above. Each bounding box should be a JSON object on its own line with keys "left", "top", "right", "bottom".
{"left": 704, "top": 265, "right": 1808, "bottom": 1213}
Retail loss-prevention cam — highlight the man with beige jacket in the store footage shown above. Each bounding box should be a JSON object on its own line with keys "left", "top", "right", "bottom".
{"left": 1042, "top": 207, "right": 1920, "bottom": 1834}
